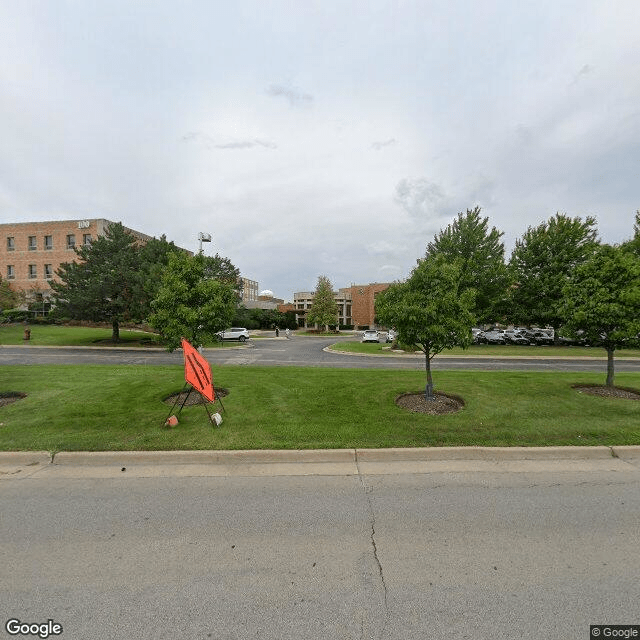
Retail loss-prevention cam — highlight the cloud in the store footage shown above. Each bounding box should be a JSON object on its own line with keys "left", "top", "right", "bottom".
{"left": 394, "top": 178, "right": 448, "bottom": 221}
{"left": 371, "top": 138, "right": 397, "bottom": 151}
{"left": 182, "top": 132, "right": 277, "bottom": 150}
{"left": 366, "top": 240, "right": 396, "bottom": 255}
{"left": 265, "top": 84, "right": 314, "bottom": 107}
{"left": 570, "top": 63, "right": 594, "bottom": 85}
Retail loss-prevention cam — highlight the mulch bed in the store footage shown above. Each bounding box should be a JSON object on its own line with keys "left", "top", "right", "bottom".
{"left": 164, "top": 388, "right": 229, "bottom": 406}
{"left": 573, "top": 384, "right": 640, "bottom": 400}
{"left": 0, "top": 392, "right": 27, "bottom": 407}
{"left": 396, "top": 392, "right": 465, "bottom": 415}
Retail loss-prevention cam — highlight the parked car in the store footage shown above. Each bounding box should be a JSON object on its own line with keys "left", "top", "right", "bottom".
{"left": 361, "top": 330, "right": 380, "bottom": 343}
{"left": 477, "top": 330, "right": 506, "bottom": 344}
{"left": 386, "top": 330, "right": 396, "bottom": 343}
{"left": 217, "top": 327, "right": 250, "bottom": 342}
{"left": 522, "top": 329, "right": 554, "bottom": 345}
{"left": 503, "top": 329, "right": 529, "bottom": 345}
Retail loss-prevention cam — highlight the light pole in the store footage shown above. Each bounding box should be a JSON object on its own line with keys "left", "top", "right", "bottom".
{"left": 198, "top": 232, "right": 212, "bottom": 254}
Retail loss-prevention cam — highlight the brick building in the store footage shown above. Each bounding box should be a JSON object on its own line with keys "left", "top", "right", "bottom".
{"left": 345, "top": 282, "right": 391, "bottom": 328}
{"left": 2, "top": 219, "right": 158, "bottom": 304}
{"left": 293, "top": 282, "right": 391, "bottom": 329}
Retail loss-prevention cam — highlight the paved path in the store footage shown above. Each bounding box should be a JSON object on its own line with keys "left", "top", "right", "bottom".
{"left": 2, "top": 450, "right": 639, "bottom": 640}
{"left": 2, "top": 337, "right": 639, "bottom": 372}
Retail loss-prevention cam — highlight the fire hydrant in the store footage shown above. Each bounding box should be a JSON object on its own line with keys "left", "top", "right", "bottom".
{"left": 23, "top": 328, "right": 31, "bottom": 341}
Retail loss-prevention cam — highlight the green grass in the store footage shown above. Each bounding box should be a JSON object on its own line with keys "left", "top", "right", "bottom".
{"left": 1, "top": 365, "right": 638, "bottom": 452}
{"left": 0, "top": 324, "right": 237, "bottom": 348}
{"left": 331, "top": 341, "right": 640, "bottom": 358}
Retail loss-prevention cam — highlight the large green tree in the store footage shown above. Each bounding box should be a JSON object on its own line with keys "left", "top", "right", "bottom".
{"left": 50, "top": 222, "right": 146, "bottom": 341}
{"left": 376, "top": 256, "right": 475, "bottom": 399}
{"left": 0, "top": 276, "right": 22, "bottom": 310}
{"left": 149, "top": 252, "right": 238, "bottom": 351}
{"left": 562, "top": 244, "right": 640, "bottom": 387}
{"left": 426, "top": 206, "right": 509, "bottom": 323}
{"left": 138, "top": 235, "right": 186, "bottom": 309}
{"left": 508, "top": 213, "right": 599, "bottom": 334}
{"left": 621, "top": 210, "right": 640, "bottom": 258}
{"left": 306, "top": 275, "right": 339, "bottom": 331}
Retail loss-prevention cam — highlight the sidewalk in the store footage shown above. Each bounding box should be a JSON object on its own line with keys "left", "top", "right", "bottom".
{"left": 2, "top": 446, "right": 640, "bottom": 479}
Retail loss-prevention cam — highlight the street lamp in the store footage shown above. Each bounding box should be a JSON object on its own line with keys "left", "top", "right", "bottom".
{"left": 198, "top": 232, "right": 212, "bottom": 254}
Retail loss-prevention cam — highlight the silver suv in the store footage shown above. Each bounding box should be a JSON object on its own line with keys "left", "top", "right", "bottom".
{"left": 217, "top": 327, "right": 250, "bottom": 342}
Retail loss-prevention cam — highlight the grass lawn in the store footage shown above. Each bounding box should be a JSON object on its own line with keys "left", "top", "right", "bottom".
{"left": 1, "top": 365, "right": 638, "bottom": 452}
{"left": 0, "top": 324, "right": 236, "bottom": 348}
{"left": 331, "top": 340, "right": 640, "bottom": 359}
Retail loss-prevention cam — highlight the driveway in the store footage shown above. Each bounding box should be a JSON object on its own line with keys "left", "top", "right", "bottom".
{"left": 1, "top": 336, "right": 639, "bottom": 373}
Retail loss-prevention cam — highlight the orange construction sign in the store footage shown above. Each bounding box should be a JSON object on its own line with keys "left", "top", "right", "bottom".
{"left": 181, "top": 339, "right": 215, "bottom": 402}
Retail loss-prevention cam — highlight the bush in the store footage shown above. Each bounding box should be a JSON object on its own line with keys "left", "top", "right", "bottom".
{"left": 1, "top": 309, "right": 31, "bottom": 323}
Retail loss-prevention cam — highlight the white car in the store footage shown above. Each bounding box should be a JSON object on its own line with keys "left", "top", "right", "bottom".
{"left": 361, "top": 330, "right": 380, "bottom": 343}
{"left": 386, "top": 330, "right": 396, "bottom": 343}
{"left": 217, "top": 327, "right": 250, "bottom": 342}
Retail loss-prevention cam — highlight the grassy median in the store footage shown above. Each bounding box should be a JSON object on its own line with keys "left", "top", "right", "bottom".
{"left": 0, "top": 324, "right": 238, "bottom": 348}
{"left": 1, "top": 365, "right": 638, "bottom": 452}
{"left": 330, "top": 341, "right": 640, "bottom": 358}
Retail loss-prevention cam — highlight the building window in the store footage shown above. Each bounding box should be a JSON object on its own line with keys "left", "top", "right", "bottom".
{"left": 28, "top": 236, "right": 37, "bottom": 251}
{"left": 83, "top": 234, "right": 92, "bottom": 245}
{"left": 44, "top": 235, "right": 53, "bottom": 250}
{"left": 66, "top": 234, "right": 76, "bottom": 249}
{"left": 7, "top": 237, "right": 15, "bottom": 251}
{"left": 28, "top": 264, "right": 37, "bottom": 279}
{"left": 7, "top": 265, "right": 15, "bottom": 279}
{"left": 44, "top": 264, "right": 53, "bottom": 279}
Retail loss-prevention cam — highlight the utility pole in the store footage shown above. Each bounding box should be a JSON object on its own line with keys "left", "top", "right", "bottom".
{"left": 197, "top": 232, "right": 212, "bottom": 254}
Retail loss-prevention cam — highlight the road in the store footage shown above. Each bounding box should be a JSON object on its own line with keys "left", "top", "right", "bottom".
{"left": 2, "top": 336, "right": 639, "bottom": 373}
{"left": 2, "top": 459, "right": 640, "bottom": 640}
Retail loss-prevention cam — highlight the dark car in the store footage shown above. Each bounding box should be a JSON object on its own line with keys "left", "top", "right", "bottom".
{"left": 477, "top": 330, "right": 506, "bottom": 344}
{"left": 523, "top": 329, "right": 554, "bottom": 345}
{"left": 503, "top": 329, "right": 529, "bottom": 345}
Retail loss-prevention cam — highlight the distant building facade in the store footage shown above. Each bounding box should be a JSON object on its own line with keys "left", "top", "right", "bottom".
{"left": 293, "top": 282, "right": 391, "bottom": 329}
{"left": 240, "top": 277, "right": 259, "bottom": 304}
{"left": 1, "top": 219, "right": 176, "bottom": 303}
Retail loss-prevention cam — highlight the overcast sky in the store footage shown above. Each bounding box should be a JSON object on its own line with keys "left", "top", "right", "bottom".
{"left": 2, "top": 1, "right": 639, "bottom": 301}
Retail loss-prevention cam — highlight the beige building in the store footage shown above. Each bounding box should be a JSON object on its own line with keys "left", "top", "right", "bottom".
{"left": 293, "top": 282, "right": 391, "bottom": 329}
{"left": 240, "top": 277, "right": 259, "bottom": 304}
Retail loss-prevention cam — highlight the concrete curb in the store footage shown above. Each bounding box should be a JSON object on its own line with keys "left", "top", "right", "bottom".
{"left": 611, "top": 445, "right": 640, "bottom": 458}
{"left": 0, "top": 451, "right": 52, "bottom": 464}
{"left": 354, "top": 446, "right": 617, "bottom": 461}
{"left": 2, "top": 446, "right": 636, "bottom": 468}
{"left": 51, "top": 449, "right": 355, "bottom": 466}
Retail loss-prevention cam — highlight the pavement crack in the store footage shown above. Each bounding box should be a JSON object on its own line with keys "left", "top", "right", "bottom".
{"left": 355, "top": 451, "right": 390, "bottom": 640}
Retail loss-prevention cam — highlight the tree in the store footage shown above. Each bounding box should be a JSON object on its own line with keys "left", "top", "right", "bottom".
{"left": 0, "top": 276, "right": 22, "bottom": 310}
{"left": 508, "top": 213, "right": 599, "bottom": 334}
{"left": 376, "top": 256, "right": 475, "bottom": 399}
{"left": 306, "top": 276, "right": 339, "bottom": 331}
{"left": 426, "top": 206, "right": 509, "bottom": 323}
{"left": 562, "top": 244, "right": 640, "bottom": 387}
{"left": 138, "top": 235, "right": 186, "bottom": 311}
{"left": 149, "top": 252, "right": 238, "bottom": 351}
{"left": 50, "top": 222, "right": 146, "bottom": 341}
{"left": 621, "top": 210, "right": 640, "bottom": 258}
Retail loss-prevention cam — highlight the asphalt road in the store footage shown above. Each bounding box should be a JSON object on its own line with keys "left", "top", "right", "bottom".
{"left": 2, "top": 464, "right": 639, "bottom": 640}
{"left": 2, "top": 336, "right": 639, "bottom": 373}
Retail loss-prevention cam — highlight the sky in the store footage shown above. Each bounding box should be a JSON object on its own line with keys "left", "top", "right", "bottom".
{"left": 2, "top": 1, "right": 639, "bottom": 301}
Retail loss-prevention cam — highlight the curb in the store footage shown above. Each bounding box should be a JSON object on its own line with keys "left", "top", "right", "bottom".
{"left": 2, "top": 446, "right": 639, "bottom": 467}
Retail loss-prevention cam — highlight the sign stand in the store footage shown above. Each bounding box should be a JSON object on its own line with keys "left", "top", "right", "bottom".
{"left": 163, "top": 382, "right": 225, "bottom": 428}
{"left": 162, "top": 339, "right": 226, "bottom": 428}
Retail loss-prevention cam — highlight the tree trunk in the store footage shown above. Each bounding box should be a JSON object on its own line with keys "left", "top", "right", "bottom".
{"left": 424, "top": 350, "right": 434, "bottom": 400}
{"left": 606, "top": 347, "right": 615, "bottom": 387}
{"left": 112, "top": 319, "right": 120, "bottom": 343}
